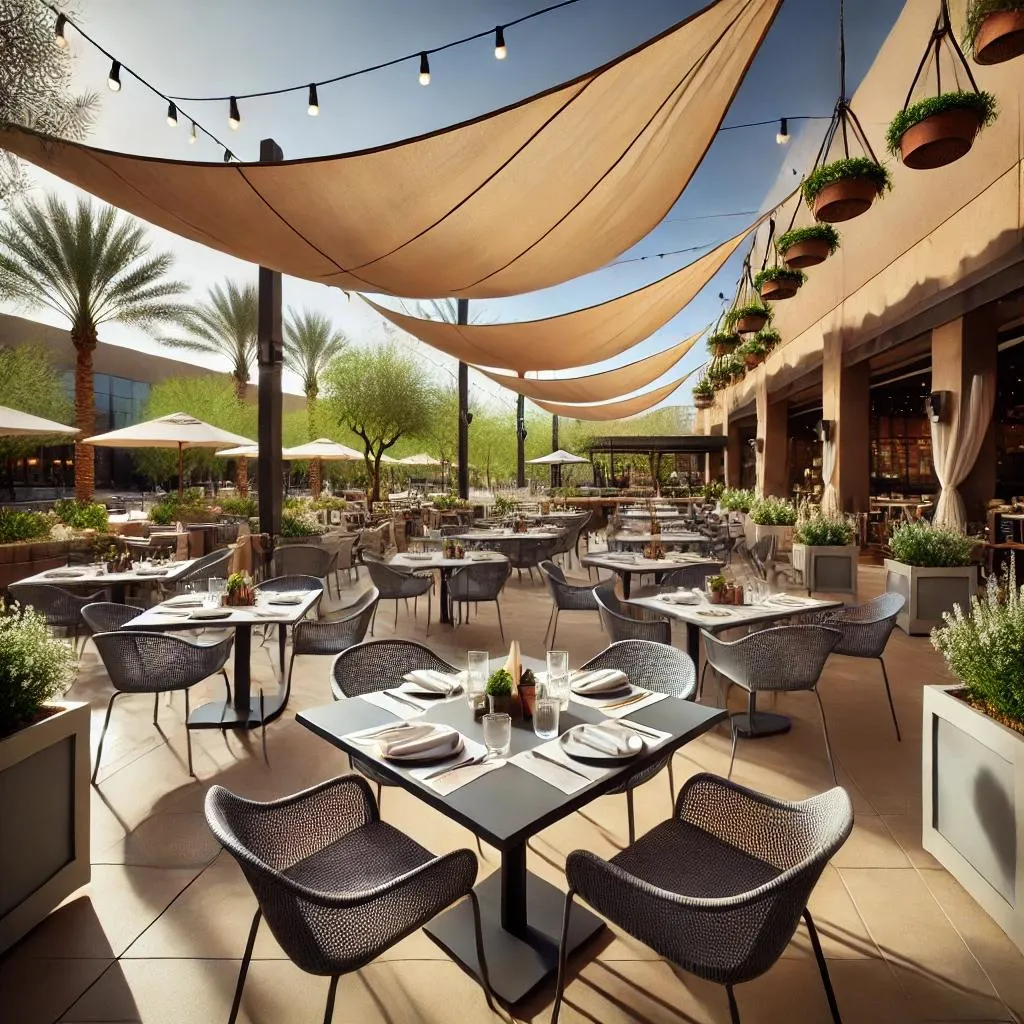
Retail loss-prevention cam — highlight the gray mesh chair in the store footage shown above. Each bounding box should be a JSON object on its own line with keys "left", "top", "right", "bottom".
{"left": 8, "top": 582, "right": 106, "bottom": 652}
{"left": 594, "top": 586, "right": 671, "bottom": 645}
{"left": 272, "top": 543, "right": 338, "bottom": 597}
{"left": 81, "top": 601, "right": 144, "bottom": 634}
{"left": 254, "top": 575, "right": 325, "bottom": 679}
{"left": 364, "top": 560, "right": 432, "bottom": 636}
{"left": 657, "top": 561, "right": 724, "bottom": 591}
{"left": 447, "top": 560, "right": 511, "bottom": 639}
{"left": 552, "top": 773, "right": 853, "bottom": 1024}
{"left": 172, "top": 548, "right": 233, "bottom": 592}
{"left": 540, "top": 561, "right": 614, "bottom": 646}
{"left": 508, "top": 535, "right": 563, "bottom": 583}
{"left": 91, "top": 631, "right": 234, "bottom": 782}
{"left": 702, "top": 625, "right": 842, "bottom": 783}
{"left": 325, "top": 533, "right": 358, "bottom": 586}
{"left": 205, "top": 775, "right": 494, "bottom": 1024}
{"left": 815, "top": 592, "right": 905, "bottom": 741}
{"left": 579, "top": 640, "right": 696, "bottom": 843}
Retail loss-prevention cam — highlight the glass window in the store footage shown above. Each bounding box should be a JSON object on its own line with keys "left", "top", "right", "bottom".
{"left": 111, "top": 376, "right": 134, "bottom": 399}
{"left": 94, "top": 373, "right": 111, "bottom": 396}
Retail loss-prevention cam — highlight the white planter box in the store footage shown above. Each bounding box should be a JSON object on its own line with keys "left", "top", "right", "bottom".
{"left": 884, "top": 559, "right": 977, "bottom": 635}
{"left": 923, "top": 685, "right": 1024, "bottom": 954}
{"left": 0, "top": 702, "right": 91, "bottom": 954}
{"left": 792, "top": 543, "right": 859, "bottom": 596}
{"left": 753, "top": 523, "right": 796, "bottom": 554}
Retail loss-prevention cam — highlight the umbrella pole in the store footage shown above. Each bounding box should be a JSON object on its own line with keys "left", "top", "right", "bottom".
{"left": 178, "top": 442, "right": 184, "bottom": 497}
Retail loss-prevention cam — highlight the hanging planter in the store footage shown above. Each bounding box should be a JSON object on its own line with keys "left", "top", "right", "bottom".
{"left": 754, "top": 266, "right": 806, "bottom": 302}
{"left": 965, "top": 1, "right": 1024, "bottom": 64}
{"left": 775, "top": 224, "right": 841, "bottom": 269}
{"left": 755, "top": 327, "right": 782, "bottom": 354}
{"left": 706, "top": 332, "right": 740, "bottom": 359}
{"left": 725, "top": 302, "right": 772, "bottom": 336}
{"left": 887, "top": 90, "right": 997, "bottom": 169}
{"left": 723, "top": 354, "right": 746, "bottom": 385}
{"left": 739, "top": 337, "right": 768, "bottom": 371}
{"left": 802, "top": 158, "right": 892, "bottom": 223}
{"left": 692, "top": 379, "right": 716, "bottom": 409}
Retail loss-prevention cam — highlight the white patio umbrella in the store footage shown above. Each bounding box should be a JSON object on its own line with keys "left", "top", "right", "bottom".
{"left": 527, "top": 449, "right": 590, "bottom": 465}
{"left": 215, "top": 444, "right": 260, "bottom": 458}
{"left": 399, "top": 452, "right": 442, "bottom": 466}
{"left": 0, "top": 405, "right": 79, "bottom": 438}
{"left": 85, "top": 412, "right": 254, "bottom": 496}
{"left": 282, "top": 438, "right": 364, "bottom": 499}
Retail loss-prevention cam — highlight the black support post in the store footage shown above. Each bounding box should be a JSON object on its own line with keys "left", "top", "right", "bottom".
{"left": 457, "top": 300, "right": 470, "bottom": 500}
{"left": 516, "top": 393, "right": 526, "bottom": 488}
{"left": 551, "top": 414, "right": 560, "bottom": 489}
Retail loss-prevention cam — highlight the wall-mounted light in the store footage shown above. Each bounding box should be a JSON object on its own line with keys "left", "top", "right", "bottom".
{"left": 814, "top": 418, "right": 833, "bottom": 443}
{"left": 776, "top": 117, "right": 789, "bottom": 144}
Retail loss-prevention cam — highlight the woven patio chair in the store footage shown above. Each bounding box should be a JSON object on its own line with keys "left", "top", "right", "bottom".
{"left": 205, "top": 775, "right": 494, "bottom": 1024}
{"left": 594, "top": 586, "right": 671, "bottom": 645}
{"left": 364, "top": 559, "right": 432, "bottom": 636}
{"left": 656, "top": 561, "right": 724, "bottom": 591}
{"left": 447, "top": 559, "right": 511, "bottom": 640}
{"left": 579, "top": 640, "right": 696, "bottom": 843}
{"left": 507, "top": 534, "right": 564, "bottom": 583}
{"left": 552, "top": 773, "right": 853, "bottom": 1024}
{"left": 91, "top": 630, "right": 234, "bottom": 782}
{"left": 8, "top": 582, "right": 106, "bottom": 653}
{"left": 324, "top": 533, "right": 358, "bottom": 586}
{"left": 272, "top": 543, "right": 338, "bottom": 598}
{"left": 254, "top": 575, "right": 325, "bottom": 678}
{"left": 702, "top": 625, "right": 842, "bottom": 782}
{"left": 539, "top": 561, "right": 614, "bottom": 646}
{"left": 171, "top": 548, "right": 233, "bottom": 593}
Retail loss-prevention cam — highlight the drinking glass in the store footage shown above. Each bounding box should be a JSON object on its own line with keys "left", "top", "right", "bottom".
{"left": 482, "top": 713, "right": 511, "bottom": 756}
{"left": 467, "top": 650, "right": 489, "bottom": 709}
{"left": 546, "top": 650, "right": 570, "bottom": 711}
{"left": 206, "top": 577, "right": 226, "bottom": 608}
{"left": 533, "top": 696, "right": 560, "bottom": 740}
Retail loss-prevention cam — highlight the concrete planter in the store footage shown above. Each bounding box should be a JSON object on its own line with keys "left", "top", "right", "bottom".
{"left": 0, "top": 701, "right": 91, "bottom": 953}
{"left": 922, "top": 685, "right": 1024, "bottom": 953}
{"left": 752, "top": 523, "right": 796, "bottom": 554}
{"left": 884, "top": 559, "right": 978, "bottom": 635}
{"left": 792, "top": 543, "right": 859, "bottom": 596}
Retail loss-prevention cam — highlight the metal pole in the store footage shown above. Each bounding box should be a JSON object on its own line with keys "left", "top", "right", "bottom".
{"left": 551, "top": 414, "right": 560, "bottom": 489}
{"left": 457, "top": 300, "right": 470, "bottom": 500}
{"left": 516, "top": 393, "right": 526, "bottom": 488}
{"left": 258, "top": 138, "right": 284, "bottom": 538}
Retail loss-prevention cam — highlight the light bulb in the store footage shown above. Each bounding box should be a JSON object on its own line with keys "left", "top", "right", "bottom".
{"left": 189, "top": 121, "right": 197, "bottom": 144}
{"left": 54, "top": 13, "right": 68, "bottom": 48}
{"left": 166, "top": 102, "right": 177, "bottom": 127}
{"left": 228, "top": 96, "right": 240, "bottom": 129}
{"left": 776, "top": 117, "right": 789, "bottom": 145}
{"left": 494, "top": 26, "right": 507, "bottom": 59}
{"left": 418, "top": 52, "right": 431, "bottom": 86}
{"left": 107, "top": 60, "right": 121, "bottom": 92}
{"left": 307, "top": 83, "right": 319, "bottom": 116}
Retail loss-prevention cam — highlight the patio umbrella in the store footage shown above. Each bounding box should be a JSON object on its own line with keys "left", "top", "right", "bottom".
{"left": 215, "top": 444, "right": 260, "bottom": 458}
{"left": 282, "top": 438, "right": 364, "bottom": 499}
{"left": 0, "top": 405, "right": 79, "bottom": 438}
{"left": 85, "top": 412, "right": 255, "bottom": 496}
{"left": 399, "top": 452, "right": 442, "bottom": 466}
{"left": 527, "top": 449, "right": 590, "bottom": 465}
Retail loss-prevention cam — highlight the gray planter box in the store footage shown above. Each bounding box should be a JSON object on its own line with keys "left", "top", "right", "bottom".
{"left": 923, "top": 685, "right": 1024, "bottom": 954}
{"left": 0, "top": 702, "right": 91, "bottom": 953}
{"left": 792, "top": 543, "right": 859, "bottom": 596}
{"left": 884, "top": 559, "right": 977, "bottom": 635}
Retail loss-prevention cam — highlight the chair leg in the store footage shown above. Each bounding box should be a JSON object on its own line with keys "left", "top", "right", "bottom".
{"left": 184, "top": 689, "right": 195, "bottom": 777}
{"left": 878, "top": 657, "right": 901, "bottom": 741}
{"left": 625, "top": 787, "right": 636, "bottom": 845}
{"left": 278, "top": 626, "right": 286, "bottom": 678}
{"left": 726, "top": 984, "right": 741, "bottom": 1024}
{"left": 322, "top": 976, "right": 340, "bottom": 1024}
{"left": 667, "top": 757, "right": 676, "bottom": 805}
{"left": 551, "top": 890, "right": 576, "bottom": 1024}
{"left": 394, "top": 600, "right": 399, "bottom": 629}
{"left": 804, "top": 909, "right": 843, "bottom": 1022}
{"left": 496, "top": 599, "right": 505, "bottom": 642}
{"left": 228, "top": 908, "right": 262, "bottom": 1024}
{"left": 153, "top": 691, "right": 160, "bottom": 726}
{"left": 468, "top": 889, "right": 497, "bottom": 1014}
{"left": 91, "top": 692, "right": 121, "bottom": 784}
{"left": 370, "top": 606, "right": 377, "bottom": 637}
{"left": 550, "top": 608, "right": 559, "bottom": 648}
{"left": 425, "top": 592, "right": 431, "bottom": 638}
{"left": 814, "top": 688, "right": 838, "bottom": 784}
{"left": 698, "top": 661, "right": 709, "bottom": 701}
{"left": 222, "top": 669, "right": 232, "bottom": 703}
{"left": 544, "top": 605, "right": 555, "bottom": 646}
{"left": 727, "top": 715, "right": 739, "bottom": 780}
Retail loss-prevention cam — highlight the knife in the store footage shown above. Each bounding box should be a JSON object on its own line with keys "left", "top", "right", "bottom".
{"left": 530, "top": 749, "right": 589, "bottom": 780}
{"left": 421, "top": 753, "right": 486, "bottom": 780}
{"left": 601, "top": 691, "right": 649, "bottom": 710}
{"left": 617, "top": 720, "right": 661, "bottom": 740}
{"left": 383, "top": 690, "right": 424, "bottom": 711}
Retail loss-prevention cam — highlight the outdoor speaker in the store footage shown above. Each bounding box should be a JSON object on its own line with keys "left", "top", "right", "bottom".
{"left": 926, "top": 391, "right": 949, "bottom": 423}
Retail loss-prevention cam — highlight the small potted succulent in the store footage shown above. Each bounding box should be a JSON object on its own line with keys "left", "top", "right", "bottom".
{"left": 964, "top": 0, "right": 1024, "bottom": 64}
{"left": 725, "top": 301, "right": 772, "bottom": 335}
{"left": 705, "top": 574, "right": 728, "bottom": 604}
{"left": 886, "top": 90, "right": 997, "bottom": 170}
{"left": 754, "top": 266, "right": 807, "bottom": 302}
{"left": 707, "top": 331, "right": 740, "bottom": 359}
{"left": 775, "top": 223, "right": 841, "bottom": 269}
{"left": 739, "top": 335, "right": 769, "bottom": 371}
{"left": 801, "top": 156, "right": 892, "bottom": 223}
{"left": 692, "top": 378, "right": 716, "bottom": 409}
{"left": 224, "top": 570, "right": 255, "bottom": 607}
{"left": 486, "top": 667, "right": 515, "bottom": 715}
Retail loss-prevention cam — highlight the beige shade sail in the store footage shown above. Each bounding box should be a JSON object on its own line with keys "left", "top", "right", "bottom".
{"left": 531, "top": 368, "right": 696, "bottom": 421}
{"left": 364, "top": 228, "right": 748, "bottom": 371}
{"left": 0, "top": 0, "right": 779, "bottom": 300}
{"left": 0, "top": 405, "right": 78, "bottom": 437}
{"left": 476, "top": 330, "right": 703, "bottom": 403}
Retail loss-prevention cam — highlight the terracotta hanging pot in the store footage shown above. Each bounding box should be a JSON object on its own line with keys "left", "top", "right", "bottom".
{"left": 972, "top": 10, "right": 1024, "bottom": 65}
{"left": 693, "top": 393, "right": 715, "bottom": 410}
{"left": 735, "top": 312, "right": 769, "bottom": 334}
{"left": 897, "top": 107, "right": 983, "bottom": 170}
{"left": 780, "top": 237, "right": 831, "bottom": 269}
{"left": 743, "top": 353, "right": 764, "bottom": 371}
{"left": 811, "top": 176, "right": 882, "bottom": 223}
{"left": 759, "top": 277, "right": 801, "bottom": 301}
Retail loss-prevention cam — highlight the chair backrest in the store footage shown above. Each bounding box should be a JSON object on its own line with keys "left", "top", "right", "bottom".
{"left": 827, "top": 592, "right": 905, "bottom": 658}
{"left": 364, "top": 559, "right": 425, "bottom": 599}
{"left": 657, "top": 562, "right": 723, "bottom": 591}
{"left": 7, "top": 583, "right": 95, "bottom": 627}
{"left": 581, "top": 640, "right": 695, "bottom": 698}
{"left": 294, "top": 588, "right": 379, "bottom": 657}
{"left": 256, "top": 574, "right": 325, "bottom": 594}
{"left": 331, "top": 639, "right": 456, "bottom": 698}
{"left": 93, "top": 630, "right": 232, "bottom": 692}
{"left": 839, "top": 591, "right": 904, "bottom": 624}
{"left": 507, "top": 535, "right": 563, "bottom": 570}
{"left": 538, "top": 559, "right": 566, "bottom": 585}
{"left": 272, "top": 544, "right": 334, "bottom": 580}
{"left": 178, "top": 549, "right": 232, "bottom": 586}
{"left": 702, "top": 624, "right": 841, "bottom": 691}
{"left": 448, "top": 560, "right": 511, "bottom": 601}
{"left": 81, "top": 601, "right": 145, "bottom": 634}
{"left": 326, "top": 533, "right": 358, "bottom": 569}
{"left": 593, "top": 587, "right": 671, "bottom": 645}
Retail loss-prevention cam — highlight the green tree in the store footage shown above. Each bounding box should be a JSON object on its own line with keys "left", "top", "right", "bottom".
{"left": 0, "top": 195, "right": 190, "bottom": 500}
{"left": 322, "top": 343, "right": 434, "bottom": 503}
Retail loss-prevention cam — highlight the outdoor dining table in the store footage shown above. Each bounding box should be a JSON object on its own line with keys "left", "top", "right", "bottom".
{"left": 608, "top": 530, "right": 711, "bottom": 551}
{"left": 581, "top": 551, "right": 719, "bottom": 597}
{"left": 124, "top": 588, "right": 322, "bottom": 730}
{"left": 17, "top": 557, "right": 199, "bottom": 604}
{"left": 388, "top": 551, "right": 509, "bottom": 626}
{"left": 628, "top": 586, "right": 843, "bottom": 738}
{"left": 297, "top": 682, "right": 725, "bottom": 1004}
{"left": 620, "top": 508, "right": 682, "bottom": 519}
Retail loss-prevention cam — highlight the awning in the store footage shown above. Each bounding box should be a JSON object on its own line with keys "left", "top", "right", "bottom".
{"left": 0, "top": 0, "right": 780, "bottom": 299}
{"left": 530, "top": 369, "right": 696, "bottom": 421}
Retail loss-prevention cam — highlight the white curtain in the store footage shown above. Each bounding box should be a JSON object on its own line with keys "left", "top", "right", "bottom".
{"left": 931, "top": 373, "right": 995, "bottom": 532}
{"left": 820, "top": 438, "right": 839, "bottom": 516}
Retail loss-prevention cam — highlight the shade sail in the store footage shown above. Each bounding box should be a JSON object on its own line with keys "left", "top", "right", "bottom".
{"left": 86, "top": 412, "right": 253, "bottom": 449}
{"left": 0, "top": 0, "right": 780, "bottom": 300}
{"left": 282, "top": 438, "right": 363, "bottom": 461}
{"left": 0, "top": 405, "right": 78, "bottom": 438}
{"left": 365, "top": 229, "right": 747, "bottom": 371}
{"left": 527, "top": 449, "right": 590, "bottom": 465}
{"left": 531, "top": 369, "right": 696, "bottom": 420}
{"left": 476, "top": 330, "right": 702, "bottom": 403}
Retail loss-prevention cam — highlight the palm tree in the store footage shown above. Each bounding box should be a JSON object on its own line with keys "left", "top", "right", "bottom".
{"left": 284, "top": 308, "right": 347, "bottom": 495}
{"left": 0, "top": 195, "right": 189, "bottom": 501}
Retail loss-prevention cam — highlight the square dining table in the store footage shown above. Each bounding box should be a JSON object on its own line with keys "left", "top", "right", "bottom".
{"left": 17, "top": 558, "right": 199, "bottom": 604}
{"left": 298, "top": 690, "right": 725, "bottom": 1005}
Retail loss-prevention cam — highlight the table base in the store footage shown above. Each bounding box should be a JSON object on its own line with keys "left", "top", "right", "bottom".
{"left": 187, "top": 691, "right": 287, "bottom": 730}
{"left": 424, "top": 868, "right": 605, "bottom": 1005}
{"left": 732, "top": 710, "right": 791, "bottom": 738}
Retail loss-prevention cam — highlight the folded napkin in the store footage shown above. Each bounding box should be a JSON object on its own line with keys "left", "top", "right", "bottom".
{"left": 379, "top": 724, "right": 461, "bottom": 760}
{"left": 268, "top": 594, "right": 304, "bottom": 605}
{"left": 189, "top": 607, "right": 232, "bottom": 620}
{"left": 404, "top": 669, "right": 459, "bottom": 694}
{"left": 165, "top": 595, "right": 203, "bottom": 607}
{"left": 571, "top": 669, "right": 629, "bottom": 695}
{"left": 658, "top": 591, "right": 699, "bottom": 605}
{"left": 134, "top": 568, "right": 169, "bottom": 577}
{"left": 574, "top": 723, "right": 644, "bottom": 757}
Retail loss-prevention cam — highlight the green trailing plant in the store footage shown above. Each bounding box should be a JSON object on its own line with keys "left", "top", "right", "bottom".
{"left": 755, "top": 328, "right": 782, "bottom": 351}
{"left": 753, "top": 266, "right": 807, "bottom": 290}
{"left": 724, "top": 302, "right": 772, "bottom": 331}
{"left": 963, "top": 0, "right": 1024, "bottom": 50}
{"left": 795, "top": 512, "right": 856, "bottom": 546}
{"left": 749, "top": 496, "right": 798, "bottom": 526}
{"left": 217, "top": 495, "right": 258, "bottom": 518}
{"left": 775, "top": 223, "right": 841, "bottom": 256}
{"left": 485, "top": 668, "right": 514, "bottom": 696}
{"left": 692, "top": 378, "right": 716, "bottom": 400}
{"left": 720, "top": 488, "right": 755, "bottom": 513}
{"left": 0, "top": 601, "right": 76, "bottom": 739}
{"left": 722, "top": 354, "right": 746, "bottom": 381}
{"left": 705, "top": 364, "right": 731, "bottom": 390}
{"left": 706, "top": 332, "right": 740, "bottom": 356}
{"left": 0, "top": 507, "right": 53, "bottom": 544}
{"left": 740, "top": 336, "right": 769, "bottom": 360}
{"left": 887, "top": 520, "right": 976, "bottom": 567}
{"left": 802, "top": 157, "right": 892, "bottom": 208}
{"left": 149, "top": 489, "right": 210, "bottom": 526}
{"left": 886, "top": 91, "right": 997, "bottom": 155}
{"left": 51, "top": 499, "right": 108, "bottom": 531}
{"left": 702, "top": 481, "right": 724, "bottom": 501}
{"left": 432, "top": 494, "right": 470, "bottom": 510}
{"left": 492, "top": 496, "right": 517, "bottom": 518}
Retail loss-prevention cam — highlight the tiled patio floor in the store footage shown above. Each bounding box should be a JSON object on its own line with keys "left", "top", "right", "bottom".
{"left": 2, "top": 560, "right": 1022, "bottom": 1023}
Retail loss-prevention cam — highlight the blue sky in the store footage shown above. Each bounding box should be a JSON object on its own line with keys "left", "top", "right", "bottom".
{"left": 11, "top": 0, "right": 905, "bottom": 409}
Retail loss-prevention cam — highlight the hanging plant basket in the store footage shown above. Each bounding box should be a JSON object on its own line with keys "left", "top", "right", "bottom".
{"left": 754, "top": 267, "right": 807, "bottom": 302}
{"left": 725, "top": 302, "right": 771, "bottom": 336}
{"left": 707, "top": 332, "right": 740, "bottom": 359}
{"left": 755, "top": 328, "right": 782, "bottom": 354}
{"left": 776, "top": 224, "right": 841, "bottom": 269}
{"left": 966, "top": 3, "right": 1024, "bottom": 64}
{"left": 693, "top": 389, "right": 715, "bottom": 410}
{"left": 802, "top": 158, "right": 892, "bottom": 223}
{"left": 740, "top": 340, "right": 768, "bottom": 371}
{"left": 887, "top": 91, "right": 997, "bottom": 170}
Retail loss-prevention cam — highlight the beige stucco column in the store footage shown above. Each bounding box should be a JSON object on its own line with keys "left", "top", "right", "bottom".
{"left": 822, "top": 332, "right": 871, "bottom": 513}
{"left": 723, "top": 402, "right": 742, "bottom": 488}
{"left": 756, "top": 376, "right": 788, "bottom": 497}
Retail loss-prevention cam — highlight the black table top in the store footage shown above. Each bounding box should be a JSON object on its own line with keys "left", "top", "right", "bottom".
{"left": 297, "top": 694, "right": 726, "bottom": 852}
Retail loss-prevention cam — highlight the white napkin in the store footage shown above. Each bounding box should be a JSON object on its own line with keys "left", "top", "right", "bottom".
{"left": 268, "top": 593, "right": 305, "bottom": 605}
{"left": 379, "top": 723, "right": 461, "bottom": 760}
{"left": 404, "top": 669, "right": 460, "bottom": 694}
{"left": 574, "top": 723, "right": 643, "bottom": 757}
{"left": 570, "top": 688, "right": 670, "bottom": 719}
{"left": 190, "top": 607, "right": 233, "bottom": 620}
{"left": 358, "top": 691, "right": 426, "bottom": 720}
{"left": 571, "top": 669, "right": 629, "bottom": 695}
{"left": 165, "top": 595, "right": 203, "bottom": 607}
{"left": 510, "top": 741, "right": 609, "bottom": 794}
{"left": 658, "top": 591, "right": 699, "bottom": 605}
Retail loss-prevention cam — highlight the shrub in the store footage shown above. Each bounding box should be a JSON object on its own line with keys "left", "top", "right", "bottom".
{"left": 775, "top": 223, "right": 841, "bottom": 256}
{"left": 280, "top": 499, "right": 328, "bottom": 537}
{"left": 432, "top": 494, "right": 470, "bottom": 510}
{"left": 724, "top": 302, "right": 771, "bottom": 330}
{"left": 964, "top": 0, "right": 1024, "bottom": 49}
{"left": 309, "top": 495, "right": 347, "bottom": 512}
{"left": 0, "top": 601, "right": 76, "bottom": 738}
{"left": 753, "top": 266, "right": 807, "bottom": 291}
{"left": 886, "top": 91, "right": 997, "bottom": 156}
{"left": 218, "top": 495, "right": 258, "bottom": 518}
{"left": 795, "top": 513, "right": 856, "bottom": 546}
{"left": 0, "top": 507, "right": 52, "bottom": 543}
{"left": 801, "top": 157, "right": 892, "bottom": 207}
{"left": 720, "top": 488, "right": 755, "bottom": 513}
{"left": 750, "top": 496, "right": 798, "bottom": 526}
{"left": 702, "top": 481, "right": 724, "bottom": 501}
{"left": 887, "top": 520, "right": 976, "bottom": 567}
{"left": 52, "top": 499, "right": 109, "bottom": 531}
{"left": 492, "top": 496, "right": 517, "bottom": 517}
{"left": 149, "top": 489, "right": 210, "bottom": 526}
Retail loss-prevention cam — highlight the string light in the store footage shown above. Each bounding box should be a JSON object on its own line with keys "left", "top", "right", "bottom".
{"left": 166, "top": 102, "right": 177, "bottom": 127}
{"left": 107, "top": 60, "right": 121, "bottom": 92}
{"left": 307, "top": 83, "right": 319, "bottom": 116}
{"left": 418, "top": 52, "right": 431, "bottom": 86}
{"left": 494, "top": 26, "right": 507, "bottom": 60}
{"left": 189, "top": 120, "right": 197, "bottom": 144}
{"left": 53, "top": 12, "right": 67, "bottom": 47}
{"left": 223, "top": 148, "right": 233, "bottom": 162}
{"left": 776, "top": 118, "right": 789, "bottom": 144}
{"left": 228, "top": 96, "right": 240, "bottom": 129}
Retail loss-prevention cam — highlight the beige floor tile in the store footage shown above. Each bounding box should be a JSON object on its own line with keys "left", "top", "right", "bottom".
{"left": 831, "top": 815, "right": 911, "bottom": 869}
{"left": 0, "top": 956, "right": 112, "bottom": 1024}
{"left": 881, "top": 811, "right": 943, "bottom": 870}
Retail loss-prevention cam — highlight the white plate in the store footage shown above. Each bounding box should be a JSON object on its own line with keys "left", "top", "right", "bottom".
{"left": 559, "top": 726, "right": 642, "bottom": 765}
{"left": 402, "top": 553, "right": 434, "bottom": 562}
{"left": 380, "top": 735, "right": 465, "bottom": 765}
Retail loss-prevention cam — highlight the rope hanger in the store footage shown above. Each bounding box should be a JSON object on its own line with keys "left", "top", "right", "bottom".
{"left": 902, "top": 0, "right": 981, "bottom": 111}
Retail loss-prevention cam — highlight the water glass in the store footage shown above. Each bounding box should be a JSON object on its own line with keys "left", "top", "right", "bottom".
{"left": 467, "top": 650, "right": 489, "bottom": 708}
{"left": 482, "top": 712, "right": 512, "bottom": 756}
{"left": 533, "top": 696, "right": 560, "bottom": 740}
{"left": 545, "top": 650, "right": 570, "bottom": 711}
